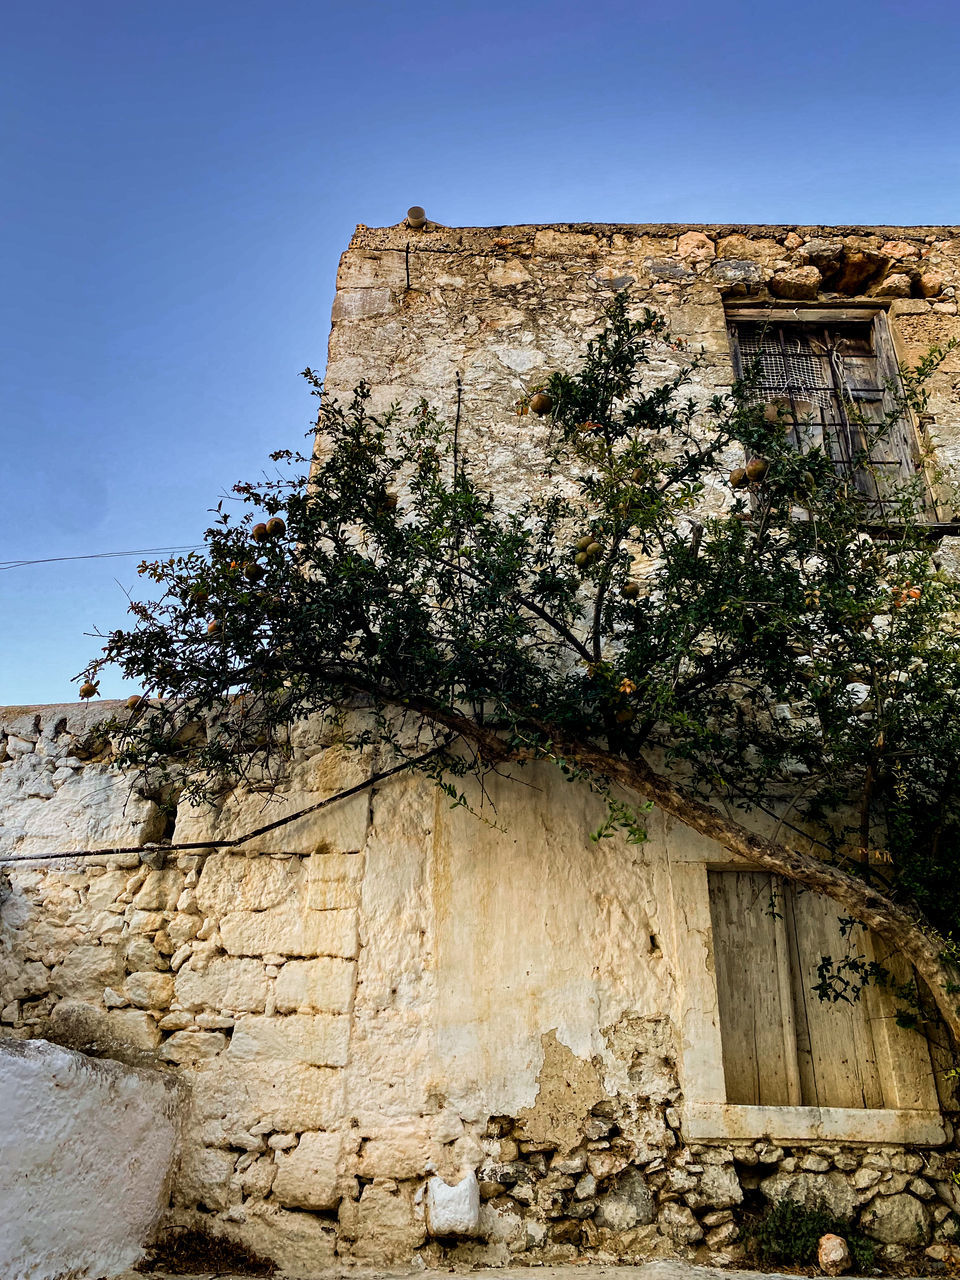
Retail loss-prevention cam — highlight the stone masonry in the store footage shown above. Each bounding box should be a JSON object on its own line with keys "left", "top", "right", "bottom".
{"left": 4, "top": 222, "right": 960, "bottom": 1274}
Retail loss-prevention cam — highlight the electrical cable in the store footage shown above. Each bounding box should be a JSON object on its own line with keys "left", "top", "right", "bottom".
{"left": 0, "top": 545, "right": 204, "bottom": 571}
{"left": 0, "top": 744, "right": 448, "bottom": 865}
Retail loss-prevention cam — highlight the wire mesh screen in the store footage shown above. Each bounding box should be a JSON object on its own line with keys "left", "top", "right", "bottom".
{"left": 737, "top": 325, "right": 834, "bottom": 409}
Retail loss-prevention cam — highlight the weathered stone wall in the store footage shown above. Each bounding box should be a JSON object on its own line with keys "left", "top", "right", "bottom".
{"left": 325, "top": 221, "right": 960, "bottom": 515}
{"left": 4, "top": 223, "right": 960, "bottom": 1273}
{"left": 2, "top": 700, "right": 958, "bottom": 1272}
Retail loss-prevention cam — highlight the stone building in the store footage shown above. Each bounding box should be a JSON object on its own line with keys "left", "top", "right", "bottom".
{"left": 3, "top": 221, "right": 960, "bottom": 1275}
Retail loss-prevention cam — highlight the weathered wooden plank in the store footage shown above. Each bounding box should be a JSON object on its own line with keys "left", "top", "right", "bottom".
{"left": 786, "top": 887, "right": 885, "bottom": 1109}
{"left": 708, "top": 870, "right": 796, "bottom": 1106}
{"left": 862, "top": 932, "right": 940, "bottom": 1111}
{"left": 872, "top": 311, "right": 939, "bottom": 517}
{"left": 726, "top": 305, "right": 887, "bottom": 323}
{"left": 772, "top": 896, "right": 803, "bottom": 1106}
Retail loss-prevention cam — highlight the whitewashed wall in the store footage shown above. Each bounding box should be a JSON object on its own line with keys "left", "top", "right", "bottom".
{"left": 0, "top": 1037, "right": 179, "bottom": 1280}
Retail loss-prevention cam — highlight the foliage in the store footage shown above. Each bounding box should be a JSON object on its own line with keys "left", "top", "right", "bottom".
{"left": 84, "top": 293, "right": 960, "bottom": 953}
{"left": 744, "top": 1197, "right": 876, "bottom": 1270}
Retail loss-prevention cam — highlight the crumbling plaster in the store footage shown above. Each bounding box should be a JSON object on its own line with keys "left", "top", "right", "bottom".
{"left": 4, "top": 222, "right": 960, "bottom": 1272}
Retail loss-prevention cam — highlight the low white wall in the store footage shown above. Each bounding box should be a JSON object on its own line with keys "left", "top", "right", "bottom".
{"left": 0, "top": 1038, "right": 180, "bottom": 1280}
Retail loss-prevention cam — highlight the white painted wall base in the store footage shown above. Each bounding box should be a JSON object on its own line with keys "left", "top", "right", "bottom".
{"left": 0, "top": 1038, "right": 180, "bottom": 1280}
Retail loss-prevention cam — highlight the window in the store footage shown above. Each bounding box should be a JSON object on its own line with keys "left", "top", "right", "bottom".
{"left": 727, "top": 309, "right": 936, "bottom": 522}
{"left": 667, "top": 850, "right": 949, "bottom": 1145}
{"left": 708, "top": 868, "right": 939, "bottom": 1112}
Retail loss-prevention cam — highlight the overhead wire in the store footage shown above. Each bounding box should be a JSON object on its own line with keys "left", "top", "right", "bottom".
{"left": 0, "top": 545, "right": 204, "bottom": 571}
{"left": 0, "top": 744, "right": 449, "bottom": 865}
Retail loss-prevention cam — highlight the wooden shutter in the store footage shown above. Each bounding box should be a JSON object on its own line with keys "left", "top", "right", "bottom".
{"left": 871, "top": 312, "right": 938, "bottom": 519}
{"left": 708, "top": 869, "right": 939, "bottom": 1111}
{"left": 708, "top": 870, "right": 801, "bottom": 1106}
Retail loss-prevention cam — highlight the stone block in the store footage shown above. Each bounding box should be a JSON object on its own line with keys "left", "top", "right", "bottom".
{"left": 659, "top": 1199, "right": 703, "bottom": 1243}
{"left": 861, "top": 1193, "right": 932, "bottom": 1244}
{"left": 332, "top": 288, "right": 395, "bottom": 321}
{"left": 695, "top": 1162, "right": 742, "bottom": 1208}
{"left": 770, "top": 265, "right": 821, "bottom": 300}
{"left": 705, "top": 1220, "right": 739, "bottom": 1248}
{"left": 760, "top": 1169, "right": 857, "bottom": 1220}
{"left": 107, "top": 1010, "right": 161, "bottom": 1051}
{"left": 241, "top": 1153, "right": 277, "bottom": 1197}
{"left": 166, "top": 914, "right": 201, "bottom": 947}
{"left": 588, "top": 1148, "right": 631, "bottom": 1179}
{"left": 131, "top": 870, "right": 181, "bottom": 911}
{"left": 127, "top": 910, "right": 164, "bottom": 933}
{"left": 220, "top": 904, "right": 357, "bottom": 958}
{"left": 305, "top": 877, "right": 360, "bottom": 909}
{"left": 125, "top": 937, "right": 159, "bottom": 970}
{"left": 304, "top": 851, "right": 364, "bottom": 882}
{"left": 644, "top": 257, "right": 694, "bottom": 283}
{"left": 337, "top": 251, "right": 408, "bottom": 291}
{"left": 273, "top": 1130, "right": 342, "bottom": 1210}
{"left": 0, "top": 959, "right": 49, "bottom": 1002}
{"left": 228, "top": 1013, "right": 349, "bottom": 1067}
{"left": 83, "top": 871, "right": 127, "bottom": 908}
{"left": 188, "top": 1058, "right": 345, "bottom": 1132}
{"left": 708, "top": 258, "right": 765, "bottom": 295}
{"left": 357, "top": 1123, "right": 439, "bottom": 1180}
{"left": 878, "top": 273, "right": 912, "bottom": 298}
{"left": 533, "top": 228, "right": 600, "bottom": 255}
{"left": 881, "top": 239, "right": 920, "bottom": 259}
{"left": 677, "top": 231, "right": 715, "bottom": 262}
{"left": 219, "top": 1201, "right": 337, "bottom": 1277}
{"left": 274, "top": 958, "right": 356, "bottom": 1013}
{"left": 45, "top": 999, "right": 159, "bottom": 1063}
{"left": 195, "top": 851, "right": 299, "bottom": 915}
{"left": 124, "top": 970, "right": 174, "bottom": 1010}
{"left": 594, "top": 1168, "right": 654, "bottom": 1230}
{"left": 50, "top": 946, "right": 123, "bottom": 1001}
{"left": 175, "top": 1143, "right": 235, "bottom": 1211}
{"left": 174, "top": 956, "right": 268, "bottom": 1012}
{"left": 159, "top": 1030, "right": 228, "bottom": 1063}
{"left": 352, "top": 1182, "right": 426, "bottom": 1262}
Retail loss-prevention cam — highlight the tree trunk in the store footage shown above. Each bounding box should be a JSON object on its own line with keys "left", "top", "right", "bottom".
{"left": 605, "top": 750, "right": 960, "bottom": 1051}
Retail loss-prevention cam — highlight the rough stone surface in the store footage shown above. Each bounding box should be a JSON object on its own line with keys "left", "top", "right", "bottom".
{"left": 760, "top": 1168, "right": 858, "bottom": 1219}
{"left": 174, "top": 956, "right": 269, "bottom": 1012}
{"left": 861, "top": 1191, "right": 933, "bottom": 1244}
{"left": 272, "top": 1130, "right": 342, "bottom": 1210}
{"left": 818, "top": 1232, "right": 852, "bottom": 1275}
{"left": 769, "top": 265, "right": 822, "bottom": 299}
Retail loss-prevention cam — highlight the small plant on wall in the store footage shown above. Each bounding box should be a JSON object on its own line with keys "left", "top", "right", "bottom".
{"left": 83, "top": 292, "right": 960, "bottom": 1048}
{"left": 745, "top": 1198, "right": 876, "bottom": 1271}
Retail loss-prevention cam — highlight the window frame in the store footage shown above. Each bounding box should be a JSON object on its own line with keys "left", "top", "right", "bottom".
{"left": 665, "top": 841, "right": 948, "bottom": 1146}
{"left": 725, "top": 302, "right": 942, "bottom": 525}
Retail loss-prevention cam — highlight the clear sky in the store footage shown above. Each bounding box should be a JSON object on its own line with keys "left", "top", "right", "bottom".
{"left": 2, "top": 0, "right": 959, "bottom": 705}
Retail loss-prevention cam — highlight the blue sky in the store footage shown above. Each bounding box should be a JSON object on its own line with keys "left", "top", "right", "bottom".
{"left": 2, "top": 0, "right": 959, "bottom": 704}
